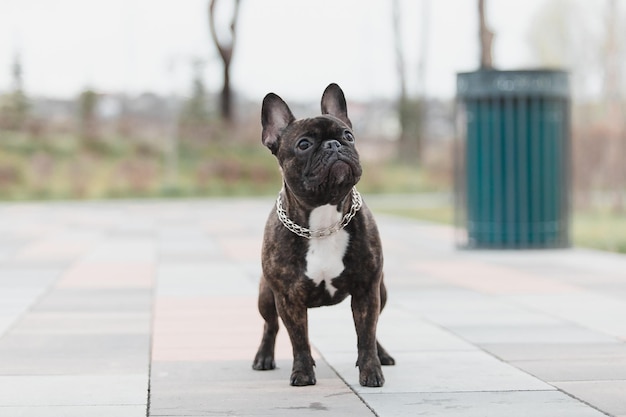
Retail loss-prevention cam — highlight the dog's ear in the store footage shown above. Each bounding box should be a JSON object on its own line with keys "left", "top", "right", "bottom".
{"left": 321, "top": 83, "right": 352, "bottom": 128}
{"left": 261, "top": 93, "right": 295, "bottom": 155}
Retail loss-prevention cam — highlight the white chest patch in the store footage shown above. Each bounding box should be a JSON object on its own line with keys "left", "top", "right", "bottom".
{"left": 305, "top": 205, "right": 349, "bottom": 297}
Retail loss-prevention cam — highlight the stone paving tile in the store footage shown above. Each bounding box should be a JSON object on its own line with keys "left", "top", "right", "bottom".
{"left": 32, "top": 288, "right": 152, "bottom": 312}
{"left": 507, "top": 293, "right": 626, "bottom": 339}
{"left": 391, "top": 287, "right": 516, "bottom": 315}
{"left": 392, "top": 289, "right": 565, "bottom": 327}
{"left": 219, "top": 236, "right": 264, "bottom": 261}
{"left": 412, "top": 259, "right": 580, "bottom": 295}
{"left": 445, "top": 323, "right": 620, "bottom": 345}
{"left": 57, "top": 262, "right": 154, "bottom": 288}
{"left": 481, "top": 343, "right": 626, "bottom": 361}
{"left": 554, "top": 380, "right": 626, "bottom": 417}
{"left": 0, "top": 333, "right": 150, "bottom": 375}
{"left": 11, "top": 312, "right": 152, "bottom": 334}
{"left": 0, "top": 246, "right": 14, "bottom": 262}
{"left": 158, "top": 239, "right": 220, "bottom": 261}
{"left": 357, "top": 391, "right": 609, "bottom": 417}
{"left": 512, "top": 356, "right": 626, "bottom": 382}
{"left": 0, "top": 405, "right": 146, "bottom": 417}
{"left": 156, "top": 263, "right": 258, "bottom": 297}
{"left": 0, "top": 316, "right": 15, "bottom": 335}
{"left": 546, "top": 249, "right": 626, "bottom": 277}
{"left": 425, "top": 308, "right": 565, "bottom": 327}
{"left": 0, "top": 267, "right": 62, "bottom": 287}
{"left": 151, "top": 296, "right": 293, "bottom": 363}
{"left": 82, "top": 239, "right": 157, "bottom": 262}
{"left": 0, "top": 375, "right": 148, "bottom": 406}
{"left": 589, "top": 282, "right": 626, "bottom": 300}
{"left": 14, "top": 240, "right": 91, "bottom": 263}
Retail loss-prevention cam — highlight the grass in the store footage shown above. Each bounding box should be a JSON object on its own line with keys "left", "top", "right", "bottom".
{"left": 572, "top": 210, "right": 626, "bottom": 254}
{"left": 377, "top": 206, "right": 455, "bottom": 225}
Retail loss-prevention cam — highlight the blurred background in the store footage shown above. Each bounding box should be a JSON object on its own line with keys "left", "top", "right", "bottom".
{"left": 0, "top": 0, "right": 624, "bottom": 252}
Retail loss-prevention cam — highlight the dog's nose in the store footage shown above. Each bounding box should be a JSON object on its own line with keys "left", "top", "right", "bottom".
{"left": 323, "top": 140, "right": 342, "bottom": 151}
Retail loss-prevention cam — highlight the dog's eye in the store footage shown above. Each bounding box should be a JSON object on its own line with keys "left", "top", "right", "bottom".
{"left": 343, "top": 130, "right": 355, "bottom": 142}
{"left": 296, "top": 138, "right": 312, "bottom": 151}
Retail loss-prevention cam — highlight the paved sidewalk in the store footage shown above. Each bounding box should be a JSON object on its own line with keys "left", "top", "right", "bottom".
{"left": 0, "top": 198, "right": 625, "bottom": 416}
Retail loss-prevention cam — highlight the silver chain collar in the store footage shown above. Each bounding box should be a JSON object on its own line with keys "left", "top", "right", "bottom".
{"left": 276, "top": 187, "right": 363, "bottom": 239}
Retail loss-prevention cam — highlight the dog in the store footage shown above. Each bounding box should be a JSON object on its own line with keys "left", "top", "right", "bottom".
{"left": 252, "top": 83, "right": 394, "bottom": 387}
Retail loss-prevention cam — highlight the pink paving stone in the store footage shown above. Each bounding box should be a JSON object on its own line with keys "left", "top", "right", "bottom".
{"left": 153, "top": 322, "right": 263, "bottom": 346}
{"left": 152, "top": 347, "right": 257, "bottom": 362}
{"left": 15, "top": 241, "right": 89, "bottom": 262}
{"left": 218, "top": 237, "right": 262, "bottom": 261}
{"left": 153, "top": 299, "right": 261, "bottom": 335}
{"left": 154, "top": 297, "right": 255, "bottom": 313}
{"left": 57, "top": 262, "right": 155, "bottom": 288}
{"left": 413, "top": 260, "right": 581, "bottom": 295}
{"left": 152, "top": 331, "right": 296, "bottom": 362}
{"left": 154, "top": 320, "right": 260, "bottom": 334}
{"left": 151, "top": 295, "right": 293, "bottom": 361}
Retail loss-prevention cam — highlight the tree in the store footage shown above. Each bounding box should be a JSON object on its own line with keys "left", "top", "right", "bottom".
{"left": 478, "top": 0, "right": 494, "bottom": 69}
{"left": 78, "top": 88, "right": 100, "bottom": 143}
{"left": 392, "top": 0, "right": 426, "bottom": 165}
{"left": 179, "top": 59, "right": 212, "bottom": 142}
{"left": 603, "top": 0, "right": 625, "bottom": 212}
{"left": 208, "top": 0, "right": 241, "bottom": 124}
{"left": 1, "top": 52, "right": 30, "bottom": 130}
{"left": 180, "top": 59, "right": 211, "bottom": 126}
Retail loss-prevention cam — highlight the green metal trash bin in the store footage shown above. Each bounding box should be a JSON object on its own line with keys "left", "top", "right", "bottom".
{"left": 455, "top": 70, "right": 571, "bottom": 249}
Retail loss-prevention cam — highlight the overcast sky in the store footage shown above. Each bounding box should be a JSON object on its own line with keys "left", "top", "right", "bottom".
{"left": 0, "top": 0, "right": 564, "bottom": 102}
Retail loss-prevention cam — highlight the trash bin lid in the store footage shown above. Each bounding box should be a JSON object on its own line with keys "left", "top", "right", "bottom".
{"left": 457, "top": 69, "right": 569, "bottom": 99}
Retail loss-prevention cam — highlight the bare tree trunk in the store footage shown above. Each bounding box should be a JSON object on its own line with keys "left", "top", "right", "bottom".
{"left": 392, "top": 0, "right": 407, "bottom": 162}
{"left": 392, "top": 0, "right": 407, "bottom": 105}
{"left": 392, "top": 0, "right": 423, "bottom": 165}
{"left": 604, "top": 0, "right": 625, "bottom": 213}
{"left": 208, "top": 0, "right": 241, "bottom": 124}
{"left": 221, "top": 63, "right": 231, "bottom": 124}
{"left": 417, "top": 0, "right": 430, "bottom": 97}
{"left": 478, "top": 0, "right": 494, "bottom": 69}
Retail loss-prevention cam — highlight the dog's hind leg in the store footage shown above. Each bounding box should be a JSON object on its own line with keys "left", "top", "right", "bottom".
{"left": 377, "top": 279, "right": 395, "bottom": 366}
{"left": 252, "top": 277, "right": 279, "bottom": 370}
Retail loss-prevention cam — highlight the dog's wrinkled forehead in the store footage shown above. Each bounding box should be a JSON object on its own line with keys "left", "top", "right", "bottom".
{"left": 288, "top": 115, "right": 350, "bottom": 140}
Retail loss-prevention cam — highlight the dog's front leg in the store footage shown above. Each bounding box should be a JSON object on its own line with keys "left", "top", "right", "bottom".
{"left": 351, "top": 284, "right": 384, "bottom": 387}
{"left": 275, "top": 296, "right": 316, "bottom": 386}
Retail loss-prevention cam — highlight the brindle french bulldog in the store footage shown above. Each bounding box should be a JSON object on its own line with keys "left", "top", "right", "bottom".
{"left": 252, "top": 83, "right": 394, "bottom": 387}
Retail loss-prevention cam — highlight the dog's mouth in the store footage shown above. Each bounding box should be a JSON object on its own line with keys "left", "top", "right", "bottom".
{"left": 329, "top": 159, "right": 351, "bottom": 181}
{"left": 316, "top": 157, "right": 361, "bottom": 195}
{"left": 313, "top": 150, "right": 354, "bottom": 177}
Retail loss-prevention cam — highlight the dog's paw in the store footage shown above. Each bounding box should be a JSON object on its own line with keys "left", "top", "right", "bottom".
{"left": 290, "top": 358, "right": 316, "bottom": 386}
{"left": 379, "top": 351, "right": 396, "bottom": 366}
{"left": 377, "top": 341, "right": 395, "bottom": 366}
{"left": 290, "top": 370, "right": 316, "bottom": 386}
{"left": 252, "top": 353, "right": 275, "bottom": 370}
{"left": 359, "top": 364, "right": 385, "bottom": 387}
